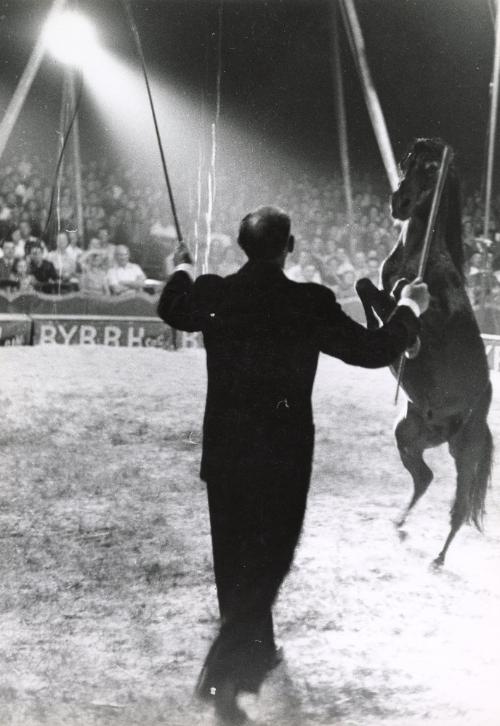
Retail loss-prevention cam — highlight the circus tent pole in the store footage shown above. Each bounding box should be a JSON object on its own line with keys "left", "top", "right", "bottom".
{"left": 0, "top": 0, "right": 67, "bottom": 162}
{"left": 478, "top": 3, "right": 500, "bottom": 325}
{"left": 330, "top": 1, "right": 355, "bottom": 254}
{"left": 483, "top": 3, "right": 500, "bottom": 241}
{"left": 339, "top": 0, "right": 399, "bottom": 193}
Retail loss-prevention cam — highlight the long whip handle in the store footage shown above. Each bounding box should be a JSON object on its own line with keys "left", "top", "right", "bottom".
{"left": 417, "top": 145, "right": 452, "bottom": 279}
{"left": 394, "top": 145, "right": 452, "bottom": 405}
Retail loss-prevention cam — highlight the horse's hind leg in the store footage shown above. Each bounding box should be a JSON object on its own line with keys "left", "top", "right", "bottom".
{"left": 435, "top": 388, "right": 493, "bottom": 567}
{"left": 434, "top": 443, "right": 477, "bottom": 567}
{"left": 394, "top": 403, "right": 436, "bottom": 529}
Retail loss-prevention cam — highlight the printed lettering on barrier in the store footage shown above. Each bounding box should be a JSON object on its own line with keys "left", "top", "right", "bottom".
{"left": 0, "top": 314, "right": 32, "bottom": 346}
{"left": 32, "top": 316, "right": 174, "bottom": 348}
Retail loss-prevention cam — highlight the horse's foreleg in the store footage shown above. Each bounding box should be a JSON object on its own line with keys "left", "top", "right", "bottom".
{"left": 355, "top": 278, "right": 380, "bottom": 330}
{"left": 394, "top": 404, "right": 435, "bottom": 529}
{"left": 355, "top": 278, "right": 397, "bottom": 330}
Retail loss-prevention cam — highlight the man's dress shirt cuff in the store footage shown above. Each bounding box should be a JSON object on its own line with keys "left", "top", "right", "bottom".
{"left": 397, "top": 298, "right": 421, "bottom": 318}
{"left": 173, "top": 264, "right": 195, "bottom": 279}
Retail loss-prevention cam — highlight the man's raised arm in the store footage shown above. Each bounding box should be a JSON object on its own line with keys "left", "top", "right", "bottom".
{"left": 157, "top": 245, "right": 203, "bottom": 332}
{"left": 317, "top": 280, "right": 430, "bottom": 368}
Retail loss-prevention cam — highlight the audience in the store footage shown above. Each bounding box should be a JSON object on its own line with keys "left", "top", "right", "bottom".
{"left": 286, "top": 251, "right": 322, "bottom": 283}
{"left": 0, "top": 152, "right": 498, "bottom": 313}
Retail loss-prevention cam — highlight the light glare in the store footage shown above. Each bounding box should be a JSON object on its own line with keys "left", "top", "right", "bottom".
{"left": 44, "top": 11, "right": 97, "bottom": 66}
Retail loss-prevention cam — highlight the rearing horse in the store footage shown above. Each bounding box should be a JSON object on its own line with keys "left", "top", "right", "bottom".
{"left": 357, "top": 138, "right": 493, "bottom": 566}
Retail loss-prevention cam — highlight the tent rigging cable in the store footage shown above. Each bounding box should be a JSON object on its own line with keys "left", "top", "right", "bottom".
{"left": 121, "top": 0, "right": 183, "bottom": 244}
{"left": 43, "top": 68, "right": 84, "bottom": 241}
{"left": 194, "top": 87, "right": 206, "bottom": 273}
{"left": 204, "top": 1, "right": 224, "bottom": 274}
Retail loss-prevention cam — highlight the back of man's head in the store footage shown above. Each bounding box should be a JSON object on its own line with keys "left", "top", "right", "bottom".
{"left": 237, "top": 206, "right": 291, "bottom": 261}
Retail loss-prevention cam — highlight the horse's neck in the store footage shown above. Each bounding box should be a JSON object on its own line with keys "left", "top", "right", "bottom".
{"left": 381, "top": 213, "right": 446, "bottom": 289}
{"left": 403, "top": 210, "right": 448, "bottom": 268}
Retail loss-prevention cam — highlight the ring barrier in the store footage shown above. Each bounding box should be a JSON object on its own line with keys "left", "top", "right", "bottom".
{"left": 0, "top": 292, "right": 499, "bottom": 369}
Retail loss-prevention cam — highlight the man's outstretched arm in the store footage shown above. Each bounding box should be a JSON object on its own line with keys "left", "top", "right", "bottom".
{"left": 317, "top": 280, "right": 429, "bottom": 368}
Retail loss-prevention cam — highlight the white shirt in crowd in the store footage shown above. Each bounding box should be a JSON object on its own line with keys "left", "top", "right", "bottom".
{"left": 107, "top": 262, "right": 145, "bottom": 289}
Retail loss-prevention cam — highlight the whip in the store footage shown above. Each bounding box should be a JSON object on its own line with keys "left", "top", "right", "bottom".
{"left": 121, "top": 0, "right": 185, "bottom": 248}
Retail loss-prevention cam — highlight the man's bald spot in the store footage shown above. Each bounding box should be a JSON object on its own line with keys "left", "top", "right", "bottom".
{"left": 238, "top": 206, "right": 291, "bottom": 260}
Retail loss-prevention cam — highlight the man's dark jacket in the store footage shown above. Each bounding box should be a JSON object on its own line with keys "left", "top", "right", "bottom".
{"left": 158, "top": 260, "right": 419, "bottom": 484}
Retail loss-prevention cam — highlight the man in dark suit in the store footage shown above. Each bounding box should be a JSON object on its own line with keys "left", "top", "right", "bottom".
{"left": 158, "top": 206, "right": 429, "bottom": 724}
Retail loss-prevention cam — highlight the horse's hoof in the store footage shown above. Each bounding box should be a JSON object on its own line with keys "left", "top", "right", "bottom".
{"left": 397, "top": 528, "right": 408, "bottom": 542}
{"left": 215, "top": 680, "right": 248, "bottom": 725}
{"left": 355, "top": 277, "right": 372, "bottom": 295}
{"left": 431, "top": 555, "right": 444, "bottom": 569}
{"left": 266, "top": 645, "right": 284, "bottom": 672}
{"left": 391, "top": 278, "right": 411, "bottom": 301}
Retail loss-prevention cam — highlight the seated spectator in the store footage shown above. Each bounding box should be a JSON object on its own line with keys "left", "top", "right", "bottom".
{"left": 107, "top": 244, "right": 146, "bottom": 295}
{"left": 97, "top": 226, "right": 117, "bottom": 268}
{"left": 323, "top": 256, "right": 341, "bottom": 291}
{"left": 493, "top": 252, "right": 500, "bottom": 284}
{"left": 337, "top": 269, "right": 357, "bottom": 299}
{"left": 375, "top": 240, "right": 389, "bottom": 263}
{"left": 0, "top": 240, "right": 18, "bottom": 288}
{"left": 208, "top": 236, "right": 230, "bottom": 272}
{"left": 325, "top": 238, "right": 337, "bottom": 257}
{"left": 302, "top": 263, "right": 320, "bottom": 283}
{"left": 311, "top": 237, "right": 328, "bottom": 273}
{"left": 285, "top": 251, "right": 321, "bottom": 283}
{"left": 336, "top": 247, "right": 354, "bottom": 276}
{"left": 13, "top": 257, "right": 34, "bottom": 292}
{"left": 366, "top": 257, "right": 381, "bottom": 286}
{"left": 47, "top": 232, "right": 78, "bottom": 281}
{"left": 352, "top": 250, "right": 368, "bottom": 279}
{"left": 88, "top": 237, "right": 102, "bottom": 252}
{"left": 14, "top": 220, "right": 44, "bottom": 258}
{"left": 218, "top": 247, "right": 240, "bottom": 277}
{"left": 463, "top": 219, "right": 477, "bottom": 260}
{"left": 28, "top": 243, "right": 59, "bottom": 290}
{"left": 66, "top": 227, "right": 83, "bottom": 264}
{"left": 467, "top": 251, "right": 484, "bottom": 279}
{"left": 164, "top": 237, "right": 178, "bottom": 278}
{"left": 80, "top": 250, "right": 110, "bottom": 296}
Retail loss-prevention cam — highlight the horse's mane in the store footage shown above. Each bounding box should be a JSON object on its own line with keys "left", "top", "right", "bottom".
{"left": 403, "top": 137, "right": 465, "bottom": 280}
{"left": 444, "top": 168, "right": 465, "bottom": 280}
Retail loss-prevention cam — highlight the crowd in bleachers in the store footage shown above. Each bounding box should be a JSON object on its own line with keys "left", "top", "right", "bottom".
{"left": 1, "top": 154, "right": 500, "bottom": 304}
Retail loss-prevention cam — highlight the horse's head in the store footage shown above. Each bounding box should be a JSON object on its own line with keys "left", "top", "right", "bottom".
{"left": 391, "top": 138, "right": 454, "bottom": 221}
{"left": 392, "top": 138, "right": 465, "bottom": 278}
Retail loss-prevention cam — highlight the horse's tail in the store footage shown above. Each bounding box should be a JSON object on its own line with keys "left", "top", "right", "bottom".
{"left": 465, "top": 382, "right": 493, "bottom": 531}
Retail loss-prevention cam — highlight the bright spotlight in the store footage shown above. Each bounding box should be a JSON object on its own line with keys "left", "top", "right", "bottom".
{"left": 44, "top": 10, "right": 98, "bottom": 66}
